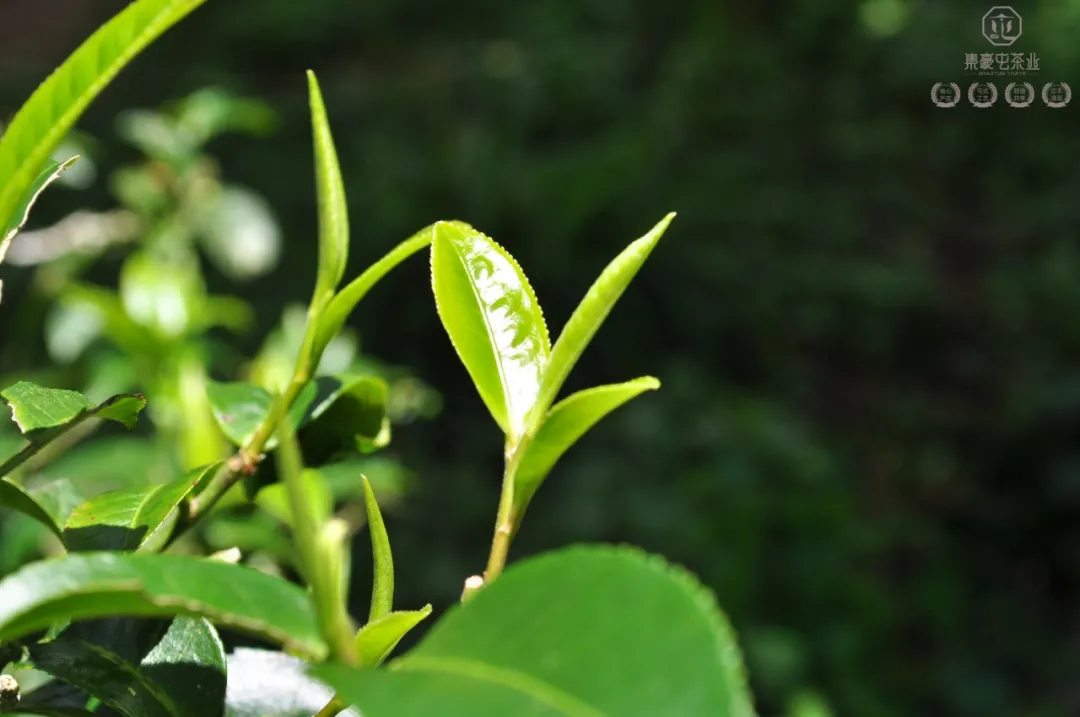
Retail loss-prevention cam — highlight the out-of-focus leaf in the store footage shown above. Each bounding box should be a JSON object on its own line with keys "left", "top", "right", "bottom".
{"left": 0, "top": 553, "right": 327, "bottom": 659}
{"left": 197, "top": 185, "right": 281, "bottom": 281}
{"left": 0, "top": 0, "right": 208, "bottom": 248}
{"left": 430, "top": 221, "right": 549, "bottom": 441}
{"left": 63, "top": 463, "right": 221, "bottom": 552}
{"left": 315, "top": 545, "right": 756, "bottom": 717}
{"left": 205, "top": 381, "right": 315, "bottom": 450}
{"left": 119, "top": 252, "right": 204, "bottom": 340}
{"left": 513, "top": 377, "right": 660, "bottom": 519}
{"left": 28, "top": 617, "right": 226, "bottom": 717}
{"left": 531, "top": 214, "right": 673, "bottom": 429}
{"left": 256, "top": 469, "right": 331, "bottom": 529}
{"left": 354, "top": 607, "right": 432, "bottom": 668}
{"left": 300, "top": 376, "right": 389, "bottom": 463}
{"left": 174, "top": 88, "right": 277, "bottom": 145}
{"left": 27, "top": 480, "right": 85, "bottom": 529}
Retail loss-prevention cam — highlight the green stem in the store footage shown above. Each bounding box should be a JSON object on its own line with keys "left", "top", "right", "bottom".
{"left": 482, "top": 438, "right": 528, "bottom": 585}
{"left": 0, "top": 411, "right": 94, "bottom": 479}
{"left": 312, "top": 695, "right": 347, "bottom": 717}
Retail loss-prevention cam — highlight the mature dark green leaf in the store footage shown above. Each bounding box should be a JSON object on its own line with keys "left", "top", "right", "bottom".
{"left": 29, "top": 617, "right": 226, "bottom": 717}
{"left": 312, "top": 225, "right": 435, "bottom": 361}
{"left": 205, "top": 381, "right": 314, "bottom": 450}
{"left": 305, "top": 71, "right": 349, "bottom": 313}
{"left": 0, "top": 0, "right": 208, "bottom": 242}
{"left": 0, "top": 479, "right": 63, "bottom": 539}
{"left": 355, "top": 607, "right": 432, "bottom": 668}
{"left": 64, "top": 463, "right": 221, "bottom": 552}
{"left": 224, "top": 648, "right": 359, "bottom": 717}
{"left": 531, "top": 214, "right": 673, "bottom": 430}
{"left": 430, "top": 221, "right": 549, "bottom": 441}
{"left": 362, "top": 477, "right": 393, "bottom": 622}
{"left": 513, "top": 377, "right": 660, "bottom": 519}
{"left": 0, "top": 553, "right": 326, "bottom": 659}
{"left": 315, "top": 545, "right": 756, "bottom": 717}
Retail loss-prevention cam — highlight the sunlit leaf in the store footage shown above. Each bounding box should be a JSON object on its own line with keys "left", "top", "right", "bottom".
{"left": 0, "top": 553, "right": 327, "bottom": 659}
{"left": 315, "top": 545, "right": 756, "bottom": 717}
{"left": 355, "top": 607, "right": 432, "bottom": 668}
{"left": 224, "top": 648, "right": 359, "bottom": 717}
{"left": 2, "top": 382, "right": 145, "bottom": 436}
{"left": 0, "top": 0, "right": 208, "bottom": 244}
{"left": 531, "top": 214, "right": 673, "bottom": 429}
{"left": 430, "top": 221, "right": 549, "bottom": 441}
{"left": 362, "top": 477, "right": 393, "bottom": 622}
{"left": 513, "top": 377, "right": 660, "bottom": 519}
{"left": 63, "top": 463, "right": 221, "bottom": 552}
{"left": 205, "top": 381, "right": 315, "bottom": 450}
{"left": 306, "top": 70, "right": 348, "bottom": 312}
{"left": 28, "top": 617, "right": 227, "bottom": 717}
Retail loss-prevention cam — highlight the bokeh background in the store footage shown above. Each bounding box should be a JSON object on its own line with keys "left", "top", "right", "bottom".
{"left": 3, "top": 1, "right": 1080, "bottom": 715}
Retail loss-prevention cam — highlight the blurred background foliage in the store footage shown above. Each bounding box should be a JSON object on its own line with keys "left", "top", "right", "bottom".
{"left": 2, "top": 1, "right": 1080, "bottom": 716}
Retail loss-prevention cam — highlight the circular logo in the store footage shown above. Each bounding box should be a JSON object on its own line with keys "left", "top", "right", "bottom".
{"left": 982, "top": 6, "right": 1022, "bottom": 46}
{"left": 1042, "top": 82, "right": 1072, "bottom": 108}
{"left": 968, "top": 82, "right": 998, "bottom": 108}
{"left": 1005, "top": 82, "right": 1035, "bottom": 108}
{"left": 931, "top": 82, "right": 962, "bottom": 108}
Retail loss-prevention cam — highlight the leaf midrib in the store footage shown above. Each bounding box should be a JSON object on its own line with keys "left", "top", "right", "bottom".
{"left": 74, "top": 638, "right": 183, "bottom": 717}
{"left": 396, "top": 655, "right": 605, "bottom": 717}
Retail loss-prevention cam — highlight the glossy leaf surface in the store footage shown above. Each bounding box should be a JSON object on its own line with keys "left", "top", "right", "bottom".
{"left": 0, "top": 479, "right": 63, "bottom": 539}
{"left": 312, "top": 225, "right": 435, "bottom": 360}
{"left": 224, "top": 648, "right": 359, "bottom": 717}
{"left": 306, "top": 71, "right": 349, "bottom": 310}
{"left": 532, "top": 214, "right": 673, "bottom": 427}
{"left": 0, "top": 0, "right": 207, "bottom": 238}
{"left": 355, "top": 606, "right": 433, "bottom": 668}
{"left": 362, "top": 477, "right": 394, "bottom": 621}
{"left": 0, "top": 553, "right": 326, "bottom": 659}
{"left": 28, "top": 617, "right": 227, "bottom": 717}
{"left": 315, "top": 545, "right": 755, "bottom": 717}
{"left": 430, "top": 221, "right": 549, "bottom": 439}
{"left": 513, "top": 377, "right": 660, "bottom": 517}
{"left": 64, "top": 463, "right": 221, "bottom": 552}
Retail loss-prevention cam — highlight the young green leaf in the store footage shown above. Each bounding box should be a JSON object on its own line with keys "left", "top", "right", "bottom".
{"left": 362, "top": 476, "right": 394, "bottom": 622}
{"left": 0, "top": 0, "right": 208, "bottom": 239}
{"left": 0, "top": 553, "right": 327, "bottom": 659}
{"left": 306, "top": 70, "right": 349, "bottom": 312}
{"left": 28, "top": 617, "right": 227, "bottom": 717}
{"left": 312, "top": 225, "right": 436, "bottom": 364}
{"left": 0, "top": 158, "right": 79, "bottom": 303}
{"left": 63, "top": 463, "right": 221, "bottom": 552}
{"left": 512, "top": 377, "right": 660, "bottom": 519}
{"left": 430, "top": 221, "right": 550, "bottom": 441}
{"left": 0, "top": 479, "right": 63, "bottom": 539}
{"left": 355, "top": 606, "right": 433, "bottom": 668}
{"left": 531, "top": 214, "right": 673, "bottom": 429}
{"left": 314, "top": 545, "right": 756, "bottom": 717}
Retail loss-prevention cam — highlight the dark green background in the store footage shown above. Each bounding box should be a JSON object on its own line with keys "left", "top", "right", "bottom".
{"left": 3, "top": 1, "right": 1080, "bottom": 715}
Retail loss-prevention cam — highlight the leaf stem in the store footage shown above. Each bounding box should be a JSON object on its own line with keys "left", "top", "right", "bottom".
{"left": 312, "top": 695, "right": 347, "bottom": 717}
{"left": 482, "top": 439, "right": 527, "bottom": 586}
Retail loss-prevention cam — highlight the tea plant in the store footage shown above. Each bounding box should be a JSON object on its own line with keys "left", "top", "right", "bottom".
{"left": 0, "top": 1, "right": 757, "bottom": 715}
